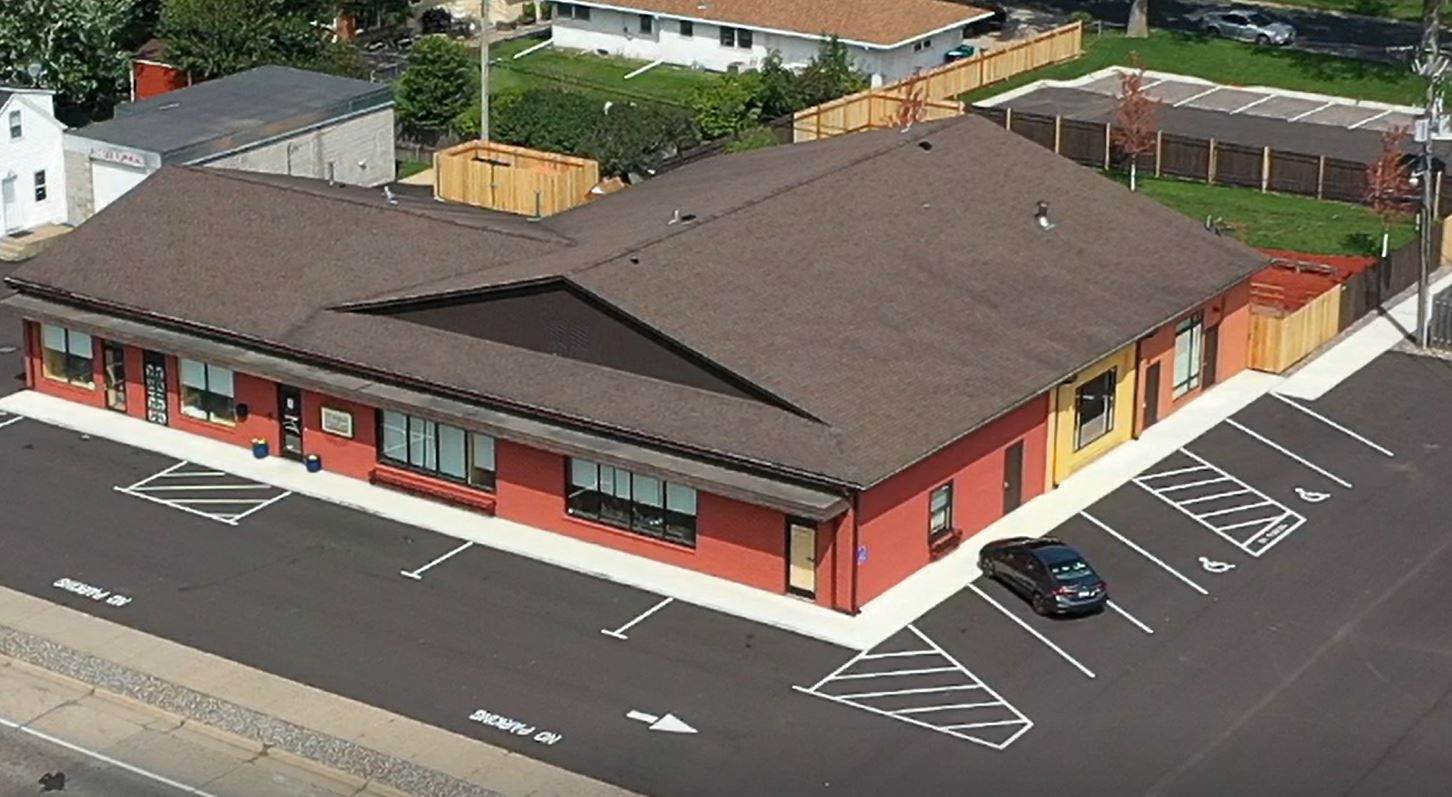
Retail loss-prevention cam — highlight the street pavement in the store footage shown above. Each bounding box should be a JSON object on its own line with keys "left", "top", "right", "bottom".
{"left": 1, "top": 349, "right": 1451, "bottom": 795}
{"left": 0, "top": 727, "right": 179, "bottom": 797}
{"left": 1026, "top": 0, "right": 1420, "bottom": 63}
{"left": 0, "top": 264, "right": 23, "bottom": 399}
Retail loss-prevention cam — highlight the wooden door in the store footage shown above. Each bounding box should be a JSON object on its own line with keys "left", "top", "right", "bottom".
{"left": 1002, "top": 440, "right": 1024, "bottom": 514}
{"left": 787, "top": 520, "right": 817, "bottom": 598}
{"left": 1144, "top": 361, "right": 1161, "bottom": 430}
{"left": 1203, "top": 325, "right": 1220, "bottom": 388}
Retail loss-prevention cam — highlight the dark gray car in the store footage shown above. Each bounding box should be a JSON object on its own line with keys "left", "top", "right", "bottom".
{"left": 979, "top": 537, "right": 1108, "bottom": 616}
{"left": 1201, "top": 9, "right": 1296, "bottom": 45}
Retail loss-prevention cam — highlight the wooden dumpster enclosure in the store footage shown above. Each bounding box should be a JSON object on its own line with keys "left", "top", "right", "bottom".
{"left": 434, "top": 140, "right": 601, "bottom": 217}
{"left": 1248, "top": 288, "right": 1341, "bottom": 373}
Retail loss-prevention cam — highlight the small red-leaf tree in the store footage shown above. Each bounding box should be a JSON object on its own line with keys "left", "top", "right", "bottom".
{"left": 1365, "top": 125, "right": 1416, "bottom": 256}
{"left": 892, "top": 68, "right": 928, "bottom": 131}
{"left": 1111, "top": 59, "right": 1159, "bottom": 191}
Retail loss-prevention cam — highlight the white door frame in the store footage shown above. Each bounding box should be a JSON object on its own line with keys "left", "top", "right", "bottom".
{"left": 0, "top": 174, "right": 19, "bottom": 234}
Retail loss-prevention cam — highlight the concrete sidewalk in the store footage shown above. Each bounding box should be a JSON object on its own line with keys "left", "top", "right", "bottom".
{"left": 0, "top": 587, "right": 633, "bottom": 797}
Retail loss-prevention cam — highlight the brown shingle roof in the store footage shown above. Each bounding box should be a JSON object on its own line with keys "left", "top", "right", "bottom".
{"left": 584, "top": 0, "right": 992, "bottom": 47}
{"left": 9, "top": 115, "right": 1267, "bottom": 487}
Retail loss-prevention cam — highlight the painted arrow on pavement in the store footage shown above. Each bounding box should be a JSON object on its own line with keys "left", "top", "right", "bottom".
{"left": 626, "top": 710, "right": 697, "bottom": 734}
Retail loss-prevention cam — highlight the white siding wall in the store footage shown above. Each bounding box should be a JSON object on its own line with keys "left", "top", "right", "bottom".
{"left": 201, "top": 107, "right": 395, "bottom": 186}
{"left": 91, "top": 160, "right": 151, "bottom": 211}
{"left": 0, "top": 94, "right": 68, "bottom": 233}
{"left": 550, "top": 10, "right": 959, "bottom": 86}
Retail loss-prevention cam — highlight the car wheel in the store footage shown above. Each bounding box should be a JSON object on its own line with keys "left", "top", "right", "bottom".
{"left": 1032, "top": 593, "right": 1051, "bottom": 616}
{"left": 1206, "top": 25, "right": 1220, "bottom": 37}
{"left": 980, "top": 559, "right": 995, "bottom": 579}
{"left": 1256, "top": 34, "right": 1270, "bottom": 45}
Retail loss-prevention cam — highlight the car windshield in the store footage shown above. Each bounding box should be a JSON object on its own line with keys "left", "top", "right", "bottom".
{"left": 1246, "top": 13, "right": 1272, "bottom": 24}
{"left": 1048, "top": 559, "right": 1095, "bottom": 582}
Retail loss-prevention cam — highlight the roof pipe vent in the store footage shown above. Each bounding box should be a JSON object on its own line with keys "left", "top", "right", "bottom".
{"left": 1035, "top": 201, "right": 1055, "bottom": 231}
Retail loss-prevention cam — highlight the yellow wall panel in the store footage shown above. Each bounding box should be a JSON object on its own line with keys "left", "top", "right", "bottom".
{"left": 1051, "top": 344, "right": 1138, "bottom": 485}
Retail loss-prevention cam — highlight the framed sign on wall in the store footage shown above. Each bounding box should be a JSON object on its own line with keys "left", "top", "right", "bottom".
{"left": 320, "top": 406, "right": 354, "bottom": 438}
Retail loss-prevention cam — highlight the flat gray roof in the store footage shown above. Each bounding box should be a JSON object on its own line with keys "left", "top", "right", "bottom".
{"left": 71, "top": 66, "right": 392, "bottom": 164}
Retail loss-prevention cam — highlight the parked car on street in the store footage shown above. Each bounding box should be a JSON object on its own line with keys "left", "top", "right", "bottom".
{"left": 1200, "top": 9, "right": 1296, "bottom": 46}
{"left": 979, "top": 537, "right": 1108, "bottom": 616}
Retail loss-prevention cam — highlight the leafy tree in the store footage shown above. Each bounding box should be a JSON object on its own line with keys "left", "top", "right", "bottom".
{"left": 1365, "top": 126, "right": 1415, "bottom": 256}
{"left": 795, "top": 36, "right": 868, "bottom": 108}
{"left": 753, "top": 51, "right": 801, "bottom": 120}
{"left": 724, "top": 125, "right": 778, "bottom": 153}
{"left": 336, "top": 0, "right": 409, "bottom": 30}
{"left": 159, "top": 0, "right": 324, "bottom": 79}
{"left": 690, "top": 73, "right": 761, "bottom": 139}
{"left": 1110, "top": 62, "right": 1158, "bottom": 191}
{"left": 394, "top": 35, "right": 477, "bottom": 134}
{"left": 0, "top": 0, "right": 138, "bottom": 120}
{"left": 581, "top": 101, "right": 698, "bottom": 176}
{"left": 491, "top": 88, "right": 600, "bottom": 152}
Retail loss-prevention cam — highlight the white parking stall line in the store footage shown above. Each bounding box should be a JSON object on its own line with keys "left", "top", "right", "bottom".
{"left": 1288, "top": 101, "right": 1335, "bottom": 121}
{"left": 228, "top": 490, "right": 294, "bottom": 522}
{"left": 0, "top": 714, "right": 224, "bottom": 797}
{"left": 601, "top": 596, "right": 675, "bottom": 640}
{"left": 1157, "top": 476, "right": 1228, "bottom": 492}
{"left": 1106, "top": 600, "right": 1154, "bottom": 635}
{"left": 0, "top": 414, "right": 24, "bottom": 430}
{"left": 1136, "top": 449, "right": 1307, "bottom": 557}
{"left": 151, "top": 469, "right": 228, "bottom": 478}
{"left": 115, "top": 461, "right": 290, "bottom": 524}
{"left": 1269, "top": 393, "right": 1394, "bottom": 457}
{"left": 1229, "top": 94, "right": 1274, "bottom": 115}
{"left": 1080, "top": 512, "right": 1210, "bottom": 596}
{"left": 113, "top": 486, "right": 240, "bottom": 526}
{"left": 794, "top": 624, "right": 1034, "bottom": 750}
{"left": 1224, "top": 418, "right": 1352, "bottom": 488}
{"left": 1347, "top": 108, "right": 1393, "bottom": 130}
{"left": 1178, "top": 489, "right": 1250, "bottom": 505}
{"left": 400, "top": 540, "right": 476, "bottom": 581}
{"left": 1173, "top": 86, "right": 1222, "bottom": 107}
{"left": 127, "top": 484, "right": 277, "bottom": 491}
{"left": 967, "top": 584, "right": 1096, "bottom": 679}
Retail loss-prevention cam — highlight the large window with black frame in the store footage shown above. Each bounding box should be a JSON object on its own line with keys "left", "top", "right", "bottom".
{"left": 567, "top": 458, "right": 698, "bottom": 547}
{"left": 179, "top": 358, "right": 236, "bottom": 425}
{"left": 1172, "top": 313, "right": 1204, "bottom": 397}
{"left": 39, "top": 324, "right": 94, "bottom": 387}
{"left": 1074, "top": 368, "right": 1117, "bottom": 450}
{"left": 928, "top": 482, "right": 953, "bottom": 539}
{"left": 378, "top": 410, "right": 496, "bottom": 490}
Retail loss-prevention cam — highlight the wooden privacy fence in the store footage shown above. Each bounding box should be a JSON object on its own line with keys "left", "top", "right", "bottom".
{"left": 1248, "top": 231, "right": 1438, "bottom": 372}
{"left": 976, "top": 106, "right": 1452, "bottom": 213}
{"left": 792, "top": 21, "right": 1083, "bottom": 142}
{"left": 434, "top": 140, "right": 601, "bottom": 217}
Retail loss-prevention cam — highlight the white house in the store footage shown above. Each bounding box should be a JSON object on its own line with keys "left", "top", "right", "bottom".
{"left": 63, "top": 65, "right": 394, "bottom": 224}
{"left": 0, "top": 87, "right": 67, "bottom": 235}
{"left": 547, "top": 0, "right": 995, "bottom": 87}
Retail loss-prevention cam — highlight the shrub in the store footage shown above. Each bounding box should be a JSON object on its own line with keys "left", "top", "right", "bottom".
{"left": 725, "top": 126, "right": 778, "bottom": 153}
{"left": 690, "top": 73, "right": 762, "bottom": 139}
{"left": 395, "top": 36, "right": 478, "bottom": 133}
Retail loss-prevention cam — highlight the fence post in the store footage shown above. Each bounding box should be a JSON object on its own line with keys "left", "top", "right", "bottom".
{"left": 1261, "top": 146, "right": 1271, "bottom": 193}
{"left": 1054, "top": 114, "right": 1062, "bottom": 155}
{"left": 1155, "top": 130, "right": 1162, "bottom": 177}
{"left": 1316, "top": 155, "right": 1325, "bottom": 200}
{"left": 1004, "top": 106, "right": 1012, "bottom": 130}
{"left": 1104, "top": 122, "right": 1111, "bottom": 170}
{"left": 1208, "top": 138, "right": 1217, "bottom": 184}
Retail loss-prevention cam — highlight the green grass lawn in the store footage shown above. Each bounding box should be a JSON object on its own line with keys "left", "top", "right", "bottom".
{"left": 961, "top": 30, "right": 1422, "bottom": 106}
{"left": 396, "top": 159, "right": 430, "bottom": 178}
{"left": 1133, "top": 175, "right": 1416, "bottom": 254}
{"left": 488, "top": 35, "right": 722, "bottom": 106}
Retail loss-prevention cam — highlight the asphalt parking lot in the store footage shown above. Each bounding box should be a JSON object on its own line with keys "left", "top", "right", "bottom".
{"left": 2, "top": 350, "right": 1451, "bottom": 796}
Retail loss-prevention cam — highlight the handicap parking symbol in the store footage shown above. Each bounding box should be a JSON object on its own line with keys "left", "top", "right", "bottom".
{"left": 1199, "top": 556, "right": 1236, "bottom": 574}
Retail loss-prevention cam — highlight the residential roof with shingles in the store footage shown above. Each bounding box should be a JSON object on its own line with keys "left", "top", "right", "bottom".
{"left": 9, "top": 114, "right": 1267, "bottom": 488}
{"left": 577, "top": 0, "right": 992, "bottom": 47}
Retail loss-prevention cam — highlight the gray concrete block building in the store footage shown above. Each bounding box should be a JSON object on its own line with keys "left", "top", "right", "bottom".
{"left": 63, "top": 66, "right": 393, "bottom": 223}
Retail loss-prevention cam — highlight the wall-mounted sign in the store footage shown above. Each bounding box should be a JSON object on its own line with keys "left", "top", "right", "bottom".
{"left": 320, "top": 406, "right": 354, "bottom": 438}
{"left": 91, "top": 147, "right": 147, "bottom": 169}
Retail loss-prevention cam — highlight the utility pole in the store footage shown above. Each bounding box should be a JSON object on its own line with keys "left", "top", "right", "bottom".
{"left": 1414, "top": 0, "right": 1447, "bottom": 348}
{"left": 481, "top": 0, "right": 491, "bottom": 142}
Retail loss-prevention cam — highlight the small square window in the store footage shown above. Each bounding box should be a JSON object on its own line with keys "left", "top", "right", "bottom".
{"left": 639, "top": 13, "right": 653, "bottom": 34}
{"left": 679, "top": 19, "right": 693, "bottom": 37}
{"left": 7, "top": 110, "right": 19, "bottom": 139}
{"left": 720, "top": 26, "right": 735, "bottom": 46}
{"left": 34, "top": 170, "right": 46, "bottom": 202}
{"left": 737, "top": 28, "right": 753, "bottom": 48}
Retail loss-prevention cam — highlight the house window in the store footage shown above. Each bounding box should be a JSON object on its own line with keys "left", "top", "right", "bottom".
{"left": 1074, "top": 368, "right": 1117, "bottom": 450}
{"left": 378, "top": 410, "right": 496, "bottom": 489}
{"left": 679, "top": 19, "right": 693, "bottom": 36}
{"left": 553, "top": 2, "right": 588, "bottom": 20}
{"left": 719, "top": 26, "right": 752, "bottom": 48}
{"left": 40, "top": 324, "right": 93, "bottom": 387}
{"left": 929, "top": 482, "right": 953, "bottom": 538}
{"left": 567, "top": 458, "right": 697, "bottom": 547}
{"left": 34, "top": 170, "right": 46, "bottom": 202}
{"left": 179, "top": 358, "right": 235, "bottom": 424}
{"left": 639, "top": 13, "right": 653, "bottom": 34}
{"left": 7, "top": 110, "right": 19, "bottom": 139}
{"left": 913, "top": 37, "right": 934, "bottom": 52}
{"left": 1172, "top": 313, "right": 1204, "bottom": 397}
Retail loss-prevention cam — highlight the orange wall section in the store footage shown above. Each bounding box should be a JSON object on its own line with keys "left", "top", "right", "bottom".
{"left": 1134, "top": 280, "right": 1252, "bottom": 434}
{"left": 853, "top": 395, "right": 1050, "bottom": 606}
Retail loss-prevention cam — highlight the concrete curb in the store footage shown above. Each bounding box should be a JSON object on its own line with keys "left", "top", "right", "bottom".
{"left": 0, "top": 625, "right": 508, "bottom": 797}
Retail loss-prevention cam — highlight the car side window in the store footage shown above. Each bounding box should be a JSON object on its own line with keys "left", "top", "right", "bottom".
{"left": 1227, "top": 14, "right": 1246, "bottom": 23}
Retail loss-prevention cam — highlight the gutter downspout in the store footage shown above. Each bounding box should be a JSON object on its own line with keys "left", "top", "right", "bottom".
{"left": 849, "top": 489, "right": 861, "bottom": 615}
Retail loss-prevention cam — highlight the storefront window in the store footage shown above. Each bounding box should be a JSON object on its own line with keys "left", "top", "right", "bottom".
{"left": 567, "top": 458, "right": 697, "bottom": 547}
{"left": 1172, "top": 314, "right": 1204, "bottom": 397}
{"left": 1074, "top": 368, "right": 1117, "bottom": 450}
{"left": 179, "top": 358, "right": 235, "bottom": 424}
{"left": 379, "top": 410, "right": 496, "bottom": 489}
{"left": 102, "top": 341, "right": 126, "bottom": 411}
{"left": 40, "top": 324, "right": 94, "bottom": 387}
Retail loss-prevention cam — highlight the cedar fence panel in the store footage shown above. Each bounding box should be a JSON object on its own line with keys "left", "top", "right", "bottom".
{"left": 1062, "top": 118, "right": 1108, "bottom": 167}
{"left": 1009, "top": 111, "right": 1057, "bottom": 150}
{"left": 1213, "top": 142, "right": 1263, "bottom": 189}
{"left": 1320, "top": 157, "right": 1367, "bottom": 203}
{"left": 1267, "top": 150, "right": 1320, "bottom": 197}
{"left": 433, "top": 139, "right": 600, "bottom": 217}
{"left": 1249, "top": 288, "right": 1342, "bottom": 373}
{"left": 1159, "top": 134, "right": 1211, "bottom": 181}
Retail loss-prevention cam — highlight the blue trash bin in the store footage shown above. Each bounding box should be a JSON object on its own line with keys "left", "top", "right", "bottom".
{"left": 251, "top": 438, "right": 269, "bottom": 458}
{"left": 305, "top": 454, "right": 323, "bottom": 473}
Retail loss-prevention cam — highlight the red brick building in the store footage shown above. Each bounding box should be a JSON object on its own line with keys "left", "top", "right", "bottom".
{"left": 4, "top": 115, "right": 1265, "bottom": 613}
